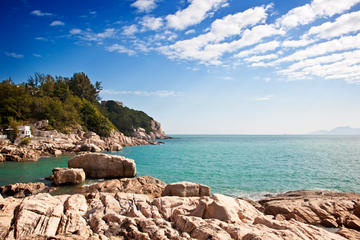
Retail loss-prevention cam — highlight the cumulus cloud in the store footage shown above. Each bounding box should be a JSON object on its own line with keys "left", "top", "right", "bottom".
{"left": 70, "top": 28, "right": 82, "bottom": 35}
{"left": 304, "top": 10, "right": 360, "bottom": 39}
{"left": 276, "top": 0, "right": 360, "bottom": 29}
{"left": 140, "top": 16, "right": 163, "bottom": 31}
{"left": 235, "top": 40, "right": 280, "bottom": 58}
{"left": 123, "top": 25, "right": 138, "bottom": 36}
{"left": 5, "top": 52, "right": 24, "bottom": 58}
{"left": 166, "top": 0, "right": 228, "bottom": 30}
{"left": 50, "top": 20, "right": 65, "bottom": 26}
{"left": 161, "top": 5, "right": 274, "bottom": 63}
{"left": 106, "top": 44, "right": 136, "bottom": 56}
{"left": 131, "top": 0, "right": 158, "bottom": 13}
{"left": 30, "top": 10, "right": 53, "bottom": 16}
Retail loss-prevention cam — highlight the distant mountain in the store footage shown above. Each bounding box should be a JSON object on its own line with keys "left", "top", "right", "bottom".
{"left": 310, "top": 126, "right": 360, "bottom": 135}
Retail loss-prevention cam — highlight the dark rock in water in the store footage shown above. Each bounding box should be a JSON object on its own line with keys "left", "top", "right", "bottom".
{"left": 52, "top": 168, "right": 86, "bottom": 186}
{"left": 68, "top": 153, "right": 136, "bottom": 178}
{"left": 81, "top": 176, "right": 166, "bottom": 197}
{"left": 0, "top": 182, "right": 48, "bottom": 198}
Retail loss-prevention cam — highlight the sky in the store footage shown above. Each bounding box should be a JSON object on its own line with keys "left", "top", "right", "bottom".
{"left": 1, "top": 0, "right": 360, "bottom": 134}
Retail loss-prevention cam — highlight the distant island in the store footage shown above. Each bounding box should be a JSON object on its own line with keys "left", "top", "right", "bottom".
{"left": 310, "top": 126, "right": 360, "bottom": 135}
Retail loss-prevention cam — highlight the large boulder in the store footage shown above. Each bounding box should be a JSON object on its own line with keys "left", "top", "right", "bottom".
{"left": 81, "top": 176, "right": 166, "bottom": 197}
{"left": 162, "top": 181, "right": 210, "bottom": 197}
{"left": 52, "top": 168, "right": 86, "bottom": 186}
{"left": 0, "top": 182, "right": 48, "bottom": 198}
{"left": 68, "top": 153, "right": 136, "bottom": 178}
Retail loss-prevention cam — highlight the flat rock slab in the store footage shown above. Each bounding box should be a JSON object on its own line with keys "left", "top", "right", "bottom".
{"left": 0, "top": 182, "right": 48, "bottom": 198}
{"left": 162, "top": 181, "right": 210, "bottom": 197}
{"left": 68, "top": 153, "right": 136, "bottom": 178}
{"left": 52, "top": 168, "right": 86, "bottom": 185}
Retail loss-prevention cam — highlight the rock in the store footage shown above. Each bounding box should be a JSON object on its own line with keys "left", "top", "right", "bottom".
{"left": 52, "top": 168, "right": 86, "bottom": 186}
{"left": 0, "top": 189, "right": 348, "bottom": 240}
{"left": 53, "top": 149, "right": 62, "bottom": 156}
{"left": 0, "top": 154, "right": 4, "bottom": 162}
{"left": 108, "top": 143, "right": 122, "bottom": 152}
{"left": 82, "top": 176, "right": 166, "bottom": 197}
{"left": 162, "top": 181, "right": 210, "bottom": 197}
{"left": 0, "top": 182, "right": 48, "bottom": 198}
{"left": 34, "top": 119, "right": 49, "bottom": 129}
{"left": 77, "top": 143, "right": 102, "bottom": 152}
{"left": 258, "top": 190, "right": 360, "bottom": 230}
{"left": 337, "top": 227, "right": 360, "bottom": 240}
{"left": 1, "top": 146, "right": 41, "bottom": 162}
{"left": 68, "top": 153, "right": 136, "bottom": 178}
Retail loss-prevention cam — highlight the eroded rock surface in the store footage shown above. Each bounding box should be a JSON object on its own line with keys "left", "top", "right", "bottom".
{"left": 68, "top": 153, "right": 136, "bottom": 178}
{"left": 0, "top": 182, "right": 48, "bottom": 198}
{"left": 81, "top": 176, "right": 165, "bottom": 197}
{"left": 258, "top": 190, "right": 360, "bottom": 231}
{"left": 162, "top": 181, "right": 210, "bottom": 197}
{"left": 0, "top": 191, "right": 348, "bottom": 240}
{"left": 52, "top": 168, "right": 86, "bottom": 186}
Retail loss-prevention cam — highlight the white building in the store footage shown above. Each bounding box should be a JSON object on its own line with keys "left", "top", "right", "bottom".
{"left": 17, "top": 126, "right": 32, "bottom": 137}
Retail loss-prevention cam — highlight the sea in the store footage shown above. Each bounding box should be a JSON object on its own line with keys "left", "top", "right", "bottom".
{"left": 1, "top": 135, "right": 360, "bottom": 199}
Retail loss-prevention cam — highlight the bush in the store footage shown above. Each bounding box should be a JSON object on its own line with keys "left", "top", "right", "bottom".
{"left": 20, "top": 137, "right": 30, "bottom": 145}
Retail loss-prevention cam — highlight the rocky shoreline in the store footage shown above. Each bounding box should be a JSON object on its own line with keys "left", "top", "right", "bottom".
{"left": 0, "top": 120, "right": 169, "bottom": 162}
{"left": 0, "top": 153, "right": 359, "bottom": 239}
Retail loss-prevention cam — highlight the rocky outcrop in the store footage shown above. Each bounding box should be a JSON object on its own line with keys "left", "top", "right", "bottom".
{"left": 132, "top": 120, "right": 169, "bottom": 140}
{"left": 0, "top": 182, "right": 48, "bottom": 198}
{"left": 0, "top": 119, "right": 163, "bottom": 162}
{"left": 68, "top": 153, "right": 136, "bottom": 178}
{"left": 0, "top": 191, "right": 347, "bottom": 240}
{"left": 162, "top": 181, "right": 210, "bottom": 197}
{"left": 0, "top": 146, "right": 41, "bottom": 162}
{"left": 52, "top": 168, "right": 86, "bottom": 186}
{"left": 81, "top": 176, "right": 166, "bottom": 197}
{"left": 257, "top": 190, "right": 360, "bottom": 232}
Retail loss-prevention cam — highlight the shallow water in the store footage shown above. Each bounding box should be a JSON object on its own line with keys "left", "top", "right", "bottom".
{"left": 1, "top": 135, "right": 360, "bottom": 198}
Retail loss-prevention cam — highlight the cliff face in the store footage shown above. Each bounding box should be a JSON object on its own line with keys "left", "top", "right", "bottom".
{"left": 132, "top": 120, "right": 169, "bottom": 140}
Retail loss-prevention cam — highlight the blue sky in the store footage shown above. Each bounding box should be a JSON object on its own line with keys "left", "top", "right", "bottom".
{"left": 1, "top": 0, "right": 360, "bottom": 134}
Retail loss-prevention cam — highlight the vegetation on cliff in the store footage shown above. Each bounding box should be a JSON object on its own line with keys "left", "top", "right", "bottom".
{"left": 0, "top": 73, "right": 153, "bottom": 137}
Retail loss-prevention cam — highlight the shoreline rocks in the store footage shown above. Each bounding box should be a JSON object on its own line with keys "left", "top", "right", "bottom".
{"left": 162, "top": 181, "right": 211, "bottom": 197}
{"left": 68, "top": 153, "right": 136, "bottom": 178}
{"left": 0, "top": 182, "right": 48, "bottom": 198}
{"left": 0, "top": 190, "right": 350, "bottom": 240}
{"left": 52, "top": 168, "right": 86, "bottom": 186}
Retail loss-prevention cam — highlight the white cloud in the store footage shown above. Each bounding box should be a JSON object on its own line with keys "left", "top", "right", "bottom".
{"left": 140, "top": 16, "right": 163, "bottom": 31}
{"left": 305, "top": 10, "right": 360, "bottom": 39}
{"left": 245, "top": 53, "right": 278, "bottom": 62}
{"left": 33, "top": 54, "right": 42, "bottom": 58}
{"left": 185, "top": 29, "right": 195, "bottom": 35}
{"left": 50, "top": 20, "right": 65, "bottom": 27}
{"left": 161, "top": 5, "right": 276, "bottom": 63}
{"left": 101, "top": 89, "right": 181, "bottom": 97}
{"left": 221, "top": 76, "right": 233, "bottom": 81}
{"left": 70, "top": 28, "right": 82, "bottom": 35}
{"left": 276, "top": 0, "right": 360, "bottom": 29}
{"left": 235, "top": 40, "right": 280, "bottom": 58}
{"left": 131, "top": 0, "right": 157, "bottom": 13}
{"left": 5, "top": 52, "right": 24, "bottom": 58}
{"left": 123, "top": 25, "right": 138, "bottom": 36}
{"left": 255, "top": 95, "right": 273, "bottom": 101}
{"left": 30, "top": 10, "right": 53, "bottom": 17}
{"left": 166, "top": 0, "right": 228, "bottom": 30}
{"left": 282, "top": 39, "right": 315, "bottom": 48}
{"left": 34, "top": 37, "right": 48, "bottom": 41}
{"left": 76, "top": 28, "right": 116, "bottom": 43}
{"left": 274, "top": 33, "right": 360, "bottom": 64}
{"left": 106, "top": 44, "right": 136, "bottom": 56}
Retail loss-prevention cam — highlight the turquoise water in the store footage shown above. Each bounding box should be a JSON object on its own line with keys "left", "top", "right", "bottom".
{"left": 1, "top": 135, "right": 360, "bottom": 198}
